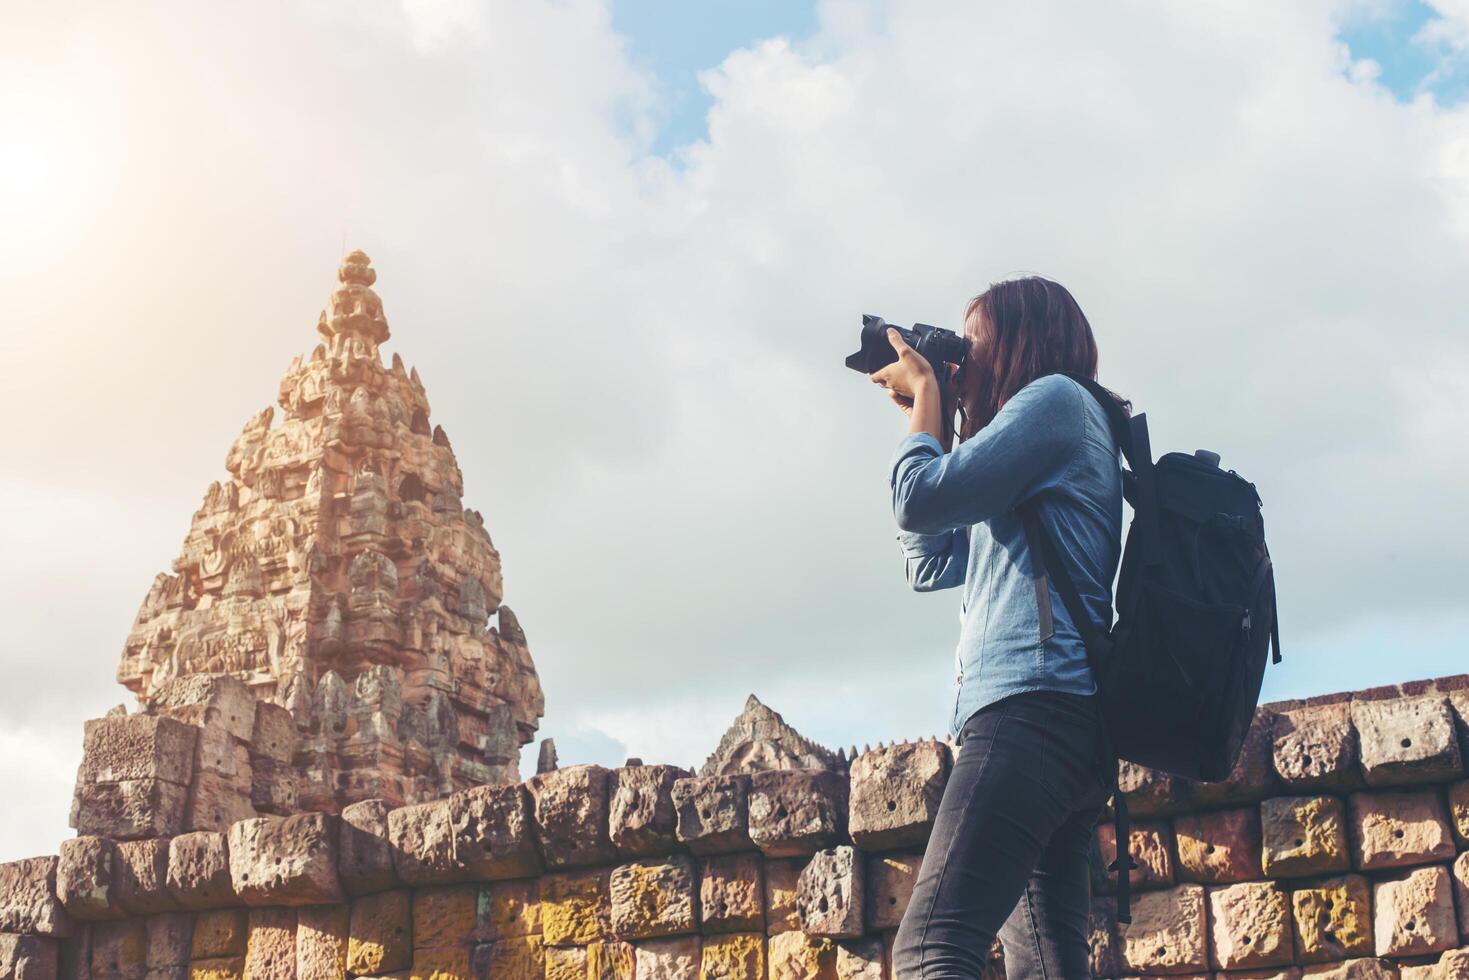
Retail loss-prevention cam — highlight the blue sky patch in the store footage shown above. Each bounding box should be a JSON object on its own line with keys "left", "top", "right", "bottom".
{"left": 1339, "top": 0, "right": 1469, "bottom": 104}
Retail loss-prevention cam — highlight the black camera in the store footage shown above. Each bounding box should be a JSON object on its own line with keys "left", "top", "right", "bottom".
{"left": 844, "top": 314, "right": 967, "bottom": 377}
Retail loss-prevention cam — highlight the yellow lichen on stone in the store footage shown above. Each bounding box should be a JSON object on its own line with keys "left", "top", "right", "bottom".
{"left": 412, "top": 887, "right": 479, "bottom": 950}
{"left": 767, "top": 931, "right": 836, "bottom": 980}
{"left": 542, "top": 870, "right": 611, "bottom": 947}
{"left": 348, "top": 890, "right": 413, "bottom": 975}
{"left": 700, "top": 933, "right": 765, "bottom": 980}
{"left": 407, "top": 945, "right": 471, "bottom": 980}
{"left": 545, "top": 946, "right": 588, "bottom": 980}
{"left": 609, "top": 858, "right": 695, "bottom": 938}
{"left": 588, "top": 941, "right": 635, "bottom": 980}
{"left": 1292, "top": 875, "right": 1372, "bottom": 963}
{"left": 483, "top": 935, "right": 546, "bottom": 979}
{"left": 482, "top": 879, "right": 542, "bottom": 941}
{"left": 190, "top": 956, "right": 245, "bottom": 980}
{"left": 192, "top": 911, "right": 249, "bottom": 960}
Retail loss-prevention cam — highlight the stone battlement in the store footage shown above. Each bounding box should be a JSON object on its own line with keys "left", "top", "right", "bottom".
{"left": 6, "top": 674, "right": 1469, "bottom": 978}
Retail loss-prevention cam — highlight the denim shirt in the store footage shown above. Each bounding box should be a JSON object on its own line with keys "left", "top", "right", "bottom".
{"left": 889, "top": 374, "right": 1123, "bottom": 737}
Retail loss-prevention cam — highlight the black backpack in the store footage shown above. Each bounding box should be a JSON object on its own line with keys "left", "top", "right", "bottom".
{"left": 1018, "top": 374, "right": 1281, "bottom": 919}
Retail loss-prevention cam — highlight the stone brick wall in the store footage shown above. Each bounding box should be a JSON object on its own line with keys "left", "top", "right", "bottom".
{"left": 10, "top": 673, "right": 1469, "bottom": 979}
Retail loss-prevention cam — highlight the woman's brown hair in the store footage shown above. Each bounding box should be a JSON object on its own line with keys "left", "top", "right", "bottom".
{"left": 958, "top": 275, "right": 1129, "bottom": 441}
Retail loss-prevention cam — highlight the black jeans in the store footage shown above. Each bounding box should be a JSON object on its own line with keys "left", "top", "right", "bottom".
{"left": 891, "top": 691, "right": 1112, "bottom": 979}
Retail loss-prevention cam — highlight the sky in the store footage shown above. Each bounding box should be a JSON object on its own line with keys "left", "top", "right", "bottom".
{"left": 2, "top": 0, "right": 1468, "bottom": 859}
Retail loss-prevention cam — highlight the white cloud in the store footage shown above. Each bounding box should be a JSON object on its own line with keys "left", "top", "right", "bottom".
{"left": 4, "top": 0, "right": 1469, "bottom": 858}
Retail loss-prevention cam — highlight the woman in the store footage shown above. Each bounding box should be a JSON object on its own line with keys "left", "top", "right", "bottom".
{"left": 873, "top": 276, "right": 1126, "bottom": 979}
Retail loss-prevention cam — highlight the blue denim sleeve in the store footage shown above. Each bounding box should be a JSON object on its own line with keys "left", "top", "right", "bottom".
{"left": 896, "top": 525, "right": 969, "bottom": 592}
{"left": 888, "top": 375, "right": 1085, "bottom": 536}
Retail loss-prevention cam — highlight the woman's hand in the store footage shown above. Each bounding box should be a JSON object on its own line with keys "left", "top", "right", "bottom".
{"left": 870, "top": 328, "right": 937, "bottom": 402}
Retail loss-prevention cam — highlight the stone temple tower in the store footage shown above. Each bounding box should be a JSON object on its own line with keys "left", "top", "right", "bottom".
{"left": 89, "top": 251, "right": 543, "bottom": 832}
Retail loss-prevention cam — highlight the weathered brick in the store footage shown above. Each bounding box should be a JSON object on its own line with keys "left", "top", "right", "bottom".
{"left": 345, "top": 890, "right": 410, "bottom": 976}
{"left": 74, "top": 782, "right": 188, "bottom": 842}
{"left": 527, "top": 765, "right": 615, "bottom": 870}
{"left": 165, "top": 834, "right": 232, "bottom": 911}
{"left": 1449, "top": 851, "right": 1469, "bottom": 940}
{"left": 144, "top": 914, "right": 192, "bottom": 969}
{"left": 293, "top": 904, "right": 347, "bottom": 980}
{"left": 0, "top": 933, "right": 59, "bottom": 980}
{"left": 1348, "top": 788, "right": 1455, "bottom": 870}
{"left": 446, "top": 784, "right": 540, "bottom": 881}
{"left": 187, "top": 957, "right": 243, "bottom": 980}
{"left": 90, "top": 918, "right": 145, "bottom": 980}
{"left": 1173, "top": 806, "right": 1263, "bottom": 884}
{"left": 699, "top": 933, "right": 764, "bottom": 980}
{"left": 1293, "top": 874, "right": 1373, "bottom": 965}
{"left": 386, "top": 801, "right": 465, "bottom": 887}
{"left": 477, "top": 879, "right": 540, "bottom": 942}
{"left": 541, "top": 869, "right": 611, "bottom": 948}
{"left": 227, "top": 815, "right": 341, "bottom": 906}
{"left": 1208, "top": 880, "right": 1294, "bottom": 971}
{"left": 1119, "top": 762, "right": 1192, "bottom": 817}
{"left": 1448, "top": 780, "right": 1469, "bottom": 846}
{"left": 1118, "top": 884, "right": 1207, "bottom": 976}
{"left": 190, "top": 911, "right": 247, "bottom": 960}
{"left": 248, "top": 704, "right": 295, "bottom": 767}
{"left": 796, "top": 847, "right": 862, "bottom": 940}
{"left": 747, "top": 770, "right": 846, "bottom": 859}
{"left": 863, "top": 853, "right": 917, "bottom": 932}
{"left": 113, "top": 842, "right": 176, "bottom": 917}
{"left": 544, "top": 943, "right": 586, "bottom": 980}
{"left": 1352, "top": 695, "right": 1464, "bottom": 787}
{"left": 1087, "top": 896, "right": 1121, "bottom": 979}
{"left": 1300, "top": 961, "right": 1396, "bottom": 979}
{"left": 589, "top": 940, "right": 635, "bottom": 980}
{"left": 763, "top": 859, "right": 802, "bottom": 937}
{"left": 1372, "top": 865, "right": 1457, "bottom": 957}
{"left": 699, "top": 855, "right": 763, "bottom": 934}
{"left": 632, "top": 936, "right": 698, "bottom": 980}
{"left": 671, "top": 776, "right": 752, "bottom": 856}
{"left": 472, "top": 936, "right": 543, "bottom": 979}
{"left": 1261, "top": 795, "right": 1350, "bottom": 877}
{"left": 1095, "top": 819, "right": 1175, "bottom": 892}
{"left": 608, "top": 765, "right": 690, "bottom": 858}
{"left": 0, "top": 857, "right": 75, "bottom": 939}
{"left": 408, "top": 944, "right": 470, "bottom": 980}
{"left": 833, "top": 937, "right": 881, "bottom": 980}
{"left": 1192, "top": 708, "right": 1280, "bottom": 807}
{"left": 242, "top": 908, "right": 294, "bottom": 980}
{"left": 246, "top": 760, "right": 295, "bottom": 818}
{"left": 58, "top": 838, "right": 119, "bottom": 921}
{"left": 1274, "top": 703, "right": 1364, "bottom": 793}
{"left": 411, "top": 886, "right": 477, "bottom": 950}
{"left": 608, "top": 856, "right": 696, "bottom": 940}
{"left": 80, "top": 716, "right": 197, "bottom": 788}
{"left": 847, "top": 741, "right": 950, "bottom": 852}
{"left": 766, "top": 930, "right": 834, "bottom": 980}
{"left": 336, "top": 800, "right": 396, "bottom": 897}
{"left": 146, "top": 676, "right": 254, "bottom": 743}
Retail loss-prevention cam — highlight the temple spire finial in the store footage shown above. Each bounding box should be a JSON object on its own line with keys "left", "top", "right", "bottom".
{"left": 318, "top": 249, "right": 390, "bottom": 346}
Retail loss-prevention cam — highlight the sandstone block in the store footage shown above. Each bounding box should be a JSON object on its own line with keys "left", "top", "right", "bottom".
{"left": 246, "top": 761, "right": 296, "bottom": 818}
{"left": 91, "top": 919, "right": 145, "bottom": 980}
{"left": 58, "top": 839, "right": 118, "bottom": 921}
{"left": 227, "top": 815, "right": 342, "bottom": 906}
{"left": 592, "top": 940, "right": 636, "bottom": 980}
{"left": 1373, "top": 865, "right": 1457, "bottom": 957}
{"left": 863, "top": 853, "right": 918, "bottom": 932}
{"left": 472, "top": 936, "right": 542, "bottom": 978}
{"left": 541, "top": 869, "right": 611, "bottom": 948}
{"left": 608, "top": 765, "right": 689, "bottom": 858}
{"left": 0, "top": 857, "right": 75, "bottom": 938}
{"left": 74, "top": 781, "right": 187, "bottom": 842}
{"left": 1119, "top": 761, "right": 1192, "bottom": 817}
{"left": 1293, "top": 874, "right": 1373, "bottom": 964}
{"left": 80, "top": 716, "right": 197, "bottom": 788}
{"left": 0, "top": 933, "right": 59, "bottom": 980}
{"left": 57, "top": 924, "right": 88, "bottom": 980}
{"left": 144, "top": 915, "right": 192, "bottom": 969}
{"left": 795, "top": 848, "right": 862, "bottom": 940}
{"left": 1353, "top": 695, "right": 1464, "bottom": 787}
{"left": 1173, "top": 806, "right": 1263, "bottom": 884}
{"left": 181, "top": 772, "right": 253, "bottom": 837}
{"left": 248, "top": 705, "right": 295, "bottom": 767}
{"left": 145, "top": 677, "right": 254, "bottom": 744}
{"left": 408, "top": 944, "right": 470, "bottom": 980}
{"left": 113, "top": 843, "right": 175, "bottom": 917}
{"left": 699, "top": 855, "right": 763, "bottom": 934}
{"left": 1087, "top": 896, "right": 1121, "bottom": 979}
{"left": 478, "top": 880, "right": 540, "bottom": 942}
{"left": 1449, "top": 781, "right": 1469, "bottom": 846}
{"left": 527, "top": 765, "right": 616, "bottom": 870}
{"left": 1454, "top": 852, "right": 1469, "bottom": 939}
{"left": 1300, "top": 958, "right": 1396, "bottom": 978}
{"left": 762, "top": 860, "right": 802, "bottom": 937}
{"left": 345, "top": 890, "right": 410, "bottom": 976}
{"left": 337, "top": 801, "right": 396, "bottom": 897}
{"left": 1192, "top": 708, "right": 1280, "bottom": 807}
{"left": 608, "top": 857, "right": 695, "bottom": 940}
{"left": 544, "top": 944, "right": 586, "bottom": 980}
{"left": 846, "top": 741, "right": 950, "bottom": 852}
{"left": 746, "top": 771, "right": 846, "bottom": 859}
{"left": 446, "top": 784, "right": 540, "bottom": 881}
{"left": 833, "top": 938, "right": 881, "bottom": 980}
{"left": 1118, "top": 883, "right": 1207, "bottom": 975}
{"left": 1349, "top": 788, "right": 1455, "bottom": 870}
{"left": 411, "top": 886, "right": 477, "bottom": 950}
{"left": 1425, "top": 948, "right": 1469, "bottom": 979}
{"left": 190, "top": 911, "right": 247, "bottom": 960}
{"left": 187, "top": 957, "right": 244, "bottom": 980}
{"left": 1273, "top": 703, "right": 1364, "bottom": 793}
{"left": 387, "top": 802, "right": 465, "bottom": 887}
{"left": 766, "top": 930, "right": 834, "bottom": 980}
{"left": 242, "top": 908, "right": 294, "bottom": 980}
{"left": 633, "top": 936, "right": 699, "bottom": 980}
{"left": 293, "top": 905, "right": 346, "bottom": 980}
{"left": 699, "top": 933, "right": 764, "bottom": 980}
{"left": 1207, "top": 880, "right": 1294, "bottom": 971}
{"left": 164, "top": 834, "right": 232, "bottom": 911}
{"left": 1095, "top": 819, "right": 1175, "bottom": 892}
{"left": 671, "top": 776, "right": 752, "bottom": 856}
{"left": 1261, "top": 796, "right": 1350, "bottom": 877}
